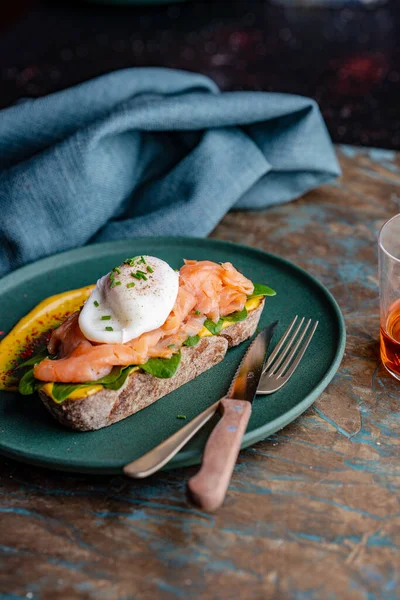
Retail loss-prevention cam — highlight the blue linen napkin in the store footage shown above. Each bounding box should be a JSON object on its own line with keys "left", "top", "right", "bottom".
{"left": 0, "top": 68, "right": 340, "bottom": 277}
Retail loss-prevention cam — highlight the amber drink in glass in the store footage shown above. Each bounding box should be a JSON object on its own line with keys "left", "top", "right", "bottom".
{"left": 379, "top": 214, "right": 400, "bottom": 380}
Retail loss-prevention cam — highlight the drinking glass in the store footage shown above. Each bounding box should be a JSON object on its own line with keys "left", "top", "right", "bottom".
{"left": 379, "top": 213, "right": 400, "bottom": 380}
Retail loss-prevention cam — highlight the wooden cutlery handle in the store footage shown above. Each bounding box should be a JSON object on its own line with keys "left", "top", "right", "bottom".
{"left": 187, "top": 398, "right": 252, "bottom": 512}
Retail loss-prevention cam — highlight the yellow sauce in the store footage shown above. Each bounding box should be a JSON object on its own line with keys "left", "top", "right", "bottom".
{"left": 41, "top": 382, "right": 104, "bottom": 401}
{"left": 0, "top": 286, "right": 263, "bottom": 401}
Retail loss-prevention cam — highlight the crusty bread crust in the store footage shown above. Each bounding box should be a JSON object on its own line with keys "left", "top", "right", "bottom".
{"left": 39, "top": 299, "right": 265, "bottom": 431}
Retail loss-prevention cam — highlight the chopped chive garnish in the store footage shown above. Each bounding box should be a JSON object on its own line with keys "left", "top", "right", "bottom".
{"left": 115, "top": 281, "right": 121, "bottom": 286}
{"left": 135, "top": 270, "right": 148, "bottom": 280}
{"left": 194, "top": 310, "right": 201, "bottom": 315}
{"left": 127, "top": 282, "right": 136, "bottom": 288}
{"left": 177, "top": 415, "right": 187, "bottom": 420}
{"left": 105, "top": 326, "right": 113, "bottom": 331}
{"left": 168, "top": 344, "right": 175, "bottom": 349}
{"left": 113, "top": 267, "right": 121, "bottom": 274}
{"left": 140, "top": 256, "right": 146, "bottom": 264}
{"left": 101, "top": 315, "right": 111, "bottom": 320}
{"left": 124, "top": 258, "right": 136, "bottom": 266}
{"left": 130, "top": 270, "right": 149, "bottom": 281}
{"left": 146, "top": 265, "right": 154, "bottom": 273}
{"left": 94, "top": 300, "right": 99, "bottom": 307}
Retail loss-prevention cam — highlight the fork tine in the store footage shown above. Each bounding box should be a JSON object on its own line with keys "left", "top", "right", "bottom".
{"left": 282, "top": 321, "right": 319, "bottom": 380}
{"left": 267, "top": 316, "right": 305, "bottom": 376}
{"left": 257, "top": 318, "right": 319, "bottom": 395}
{"left": 274, "top": 318, "right": 311, "bottom": 377}
{"left": 264, "top": 315, "right": 298, "bottom": 373}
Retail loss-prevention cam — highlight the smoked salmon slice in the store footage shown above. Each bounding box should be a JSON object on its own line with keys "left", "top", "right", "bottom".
{"left": 34, "top": 260, "right": 254, "bottom": 383}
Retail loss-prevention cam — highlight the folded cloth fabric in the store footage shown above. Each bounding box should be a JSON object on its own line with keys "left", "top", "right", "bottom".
{"left": 0, "top": 68, "right": 340, "bottom": 277}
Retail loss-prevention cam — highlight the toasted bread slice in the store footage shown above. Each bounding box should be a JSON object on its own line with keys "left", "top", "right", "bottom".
{"left": 39, "top": 299, "right": 265, "bottom": 431}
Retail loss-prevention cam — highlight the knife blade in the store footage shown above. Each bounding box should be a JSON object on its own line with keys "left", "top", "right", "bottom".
{"left": 124, "top": 321, "right": 277, "bottom": 480}
{"left": 187, "top": 321, "right": 278, "bottom": 512}
{"left": 228, "top": 320, "right": 278, "bottom": 401}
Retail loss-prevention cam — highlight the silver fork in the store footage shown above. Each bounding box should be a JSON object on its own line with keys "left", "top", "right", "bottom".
{"left": 256, "top": 316, "right": 318, "bottom": 395}
{"left": 124, "top": 316, "right": 318, "bottom": 478}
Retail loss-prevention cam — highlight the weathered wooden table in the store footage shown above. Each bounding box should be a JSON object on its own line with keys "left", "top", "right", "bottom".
{"left": 0, "top": 147, "right": 398, "bottom": 600}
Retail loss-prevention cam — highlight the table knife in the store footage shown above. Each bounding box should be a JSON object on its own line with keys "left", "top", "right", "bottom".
{"left": 124, "top": 321, "right": 277, "bottom": 482}
{"left": 187, "top": 322, "right": 277, "bottom": 512}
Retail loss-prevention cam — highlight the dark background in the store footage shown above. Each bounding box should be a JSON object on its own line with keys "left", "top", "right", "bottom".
{"left": 1, "top": 0, "right": 399, "bottom": 149}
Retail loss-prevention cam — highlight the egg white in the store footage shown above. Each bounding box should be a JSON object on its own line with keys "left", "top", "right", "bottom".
{"left": 78, "top": 256, "right": 179, "bottom": 344}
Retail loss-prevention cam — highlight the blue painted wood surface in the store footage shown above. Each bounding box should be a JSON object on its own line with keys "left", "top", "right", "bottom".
{"left": 0, "top": 146, "right": 398, "bottom": 599}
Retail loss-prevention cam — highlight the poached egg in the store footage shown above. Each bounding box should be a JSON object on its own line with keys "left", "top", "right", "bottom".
{"left": 79, "top": 256, "right": 179, "bottom": 344}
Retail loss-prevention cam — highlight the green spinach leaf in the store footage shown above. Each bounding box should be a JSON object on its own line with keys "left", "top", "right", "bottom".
{"left": 18, "top": 368, "right": 45, "bottom": 395}
{"left": 92, "top": 366, "right": 127, "bottom": 385}
{"left": 183, "top": 335, "right": 201, "bottom": 347}
{"left": 249, "top": 283, "right": 276, "bottom": 298}
{"left": 204, "top": 318, "right": 224, "bottom": 335}
{"left": 50, "top": 366, "right": 138, "bottom": 402}
{"left": 223, "top": 307, "right": 248, "bottom": 323}
{"left": 16, "top": 350, "right": 49, "bottom": 370}
{"left": 102, "top": 366, "right": 137, "bottom": 391}
{"left": 50, "top": 383, "right": 87, "bottom": 403}
{"left": 141, "top": 352, "right": 182, "bottom": 379}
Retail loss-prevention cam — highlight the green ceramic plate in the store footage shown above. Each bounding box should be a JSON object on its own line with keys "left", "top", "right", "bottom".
{"left": 0, "top": 238, "right": 345, "bottom": 474}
